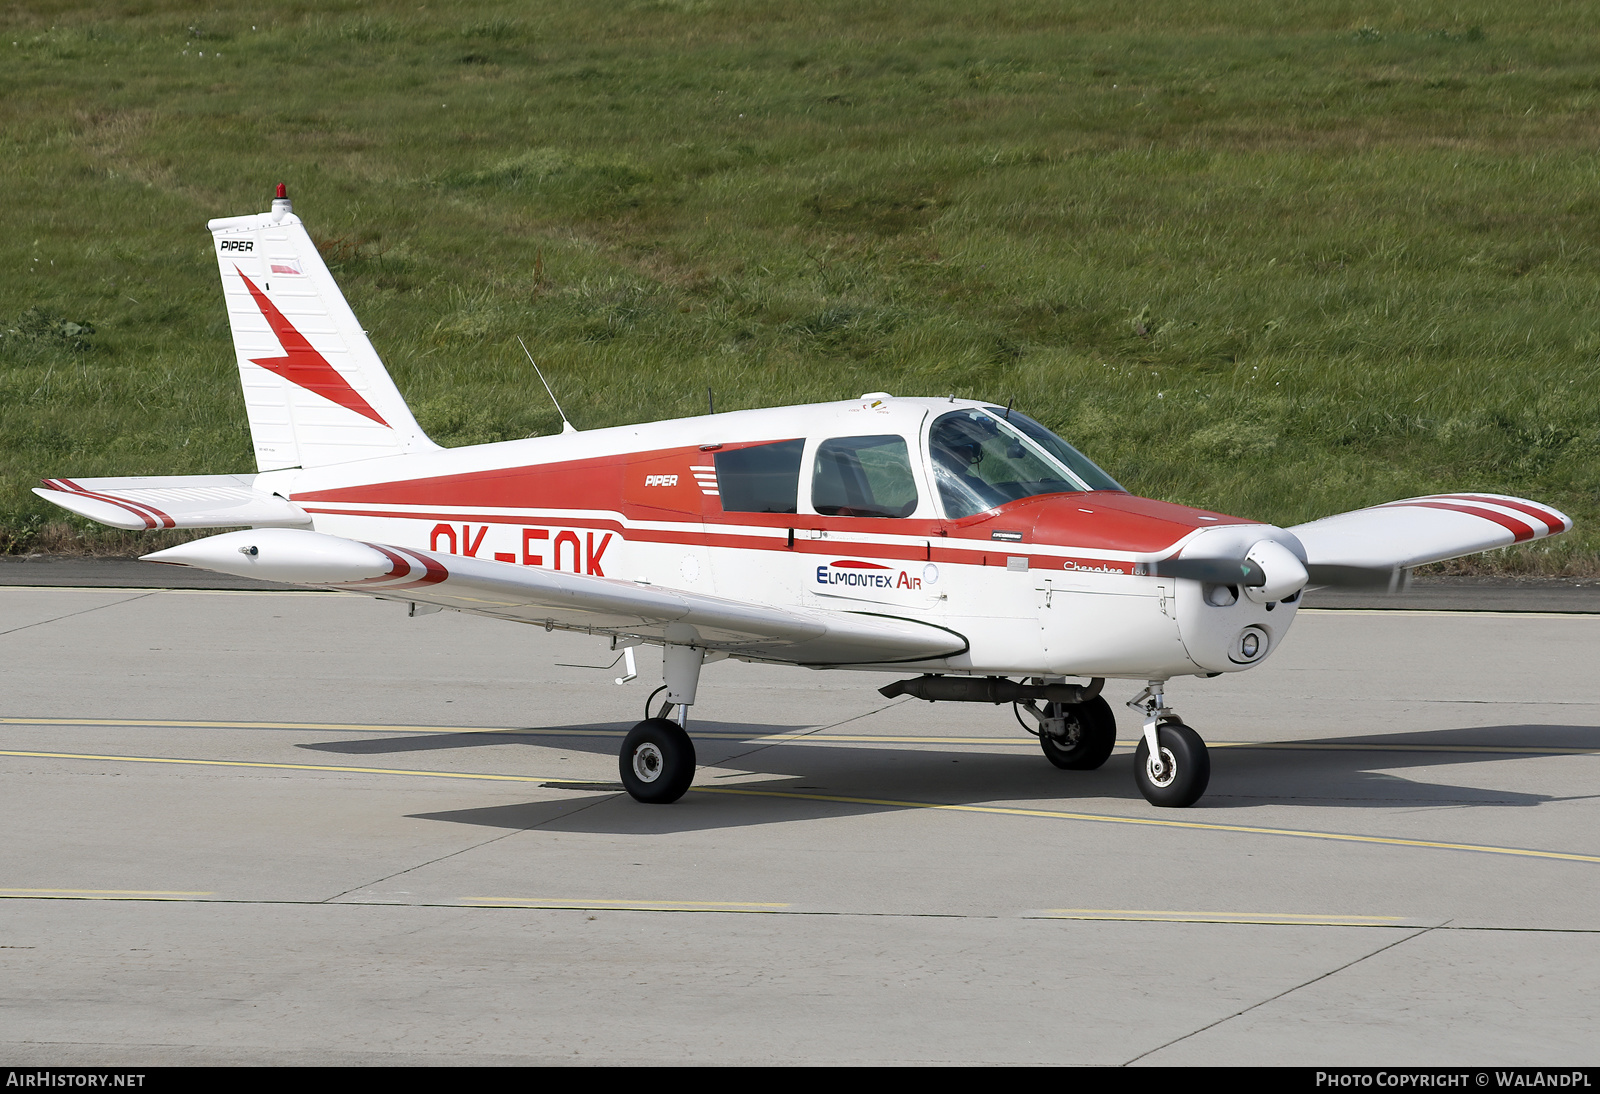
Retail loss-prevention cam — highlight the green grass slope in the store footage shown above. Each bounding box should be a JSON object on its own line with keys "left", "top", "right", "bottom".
{"left": 2, "top": 0, "right": 1595, "bottom": 570}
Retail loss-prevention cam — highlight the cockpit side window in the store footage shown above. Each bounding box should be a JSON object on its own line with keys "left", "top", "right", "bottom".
{"left": 812, "top": 435, "right": 919, "bottom": 518}
{"left": 930, "top": 409, "right": 1095, "bottom": 519}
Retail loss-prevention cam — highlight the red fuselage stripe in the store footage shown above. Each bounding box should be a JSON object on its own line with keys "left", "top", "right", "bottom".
{"left": 295, "top": 505, "right": 1139, "bottom": 571}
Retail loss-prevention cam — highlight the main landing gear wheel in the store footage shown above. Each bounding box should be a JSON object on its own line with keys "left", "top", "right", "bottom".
{"left": 1038, "top": 696, "right": 1117, "bottom": 771}
{"left": 1133, "top": 721, "right": 1210, "bottom": 808}
{"left": 619, "top": 718, "right": 697, "bottom": 804}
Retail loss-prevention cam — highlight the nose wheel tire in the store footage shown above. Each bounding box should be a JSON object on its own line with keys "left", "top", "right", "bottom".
{"left": 1038, "top": 696, "right": 1117, "bottom": 771}
{"left": 619, "top": 718, "right": 697, "bottom": 804}
{"left": 1133, "top": 721, "right": 1210, "bottom": 807}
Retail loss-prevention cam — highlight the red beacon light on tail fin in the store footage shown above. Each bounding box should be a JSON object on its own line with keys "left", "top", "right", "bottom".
{"left": 271, "top": 182, "right": 292, "bottom": 220}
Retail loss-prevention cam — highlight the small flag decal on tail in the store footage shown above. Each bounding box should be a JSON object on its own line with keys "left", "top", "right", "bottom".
{"left": 269, "top": 260, "right": 303, "bottom": 276}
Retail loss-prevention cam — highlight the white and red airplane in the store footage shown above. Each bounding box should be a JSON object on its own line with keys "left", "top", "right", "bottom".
{"left": 37, "top": 186, "right": 1573, "bottom": 808}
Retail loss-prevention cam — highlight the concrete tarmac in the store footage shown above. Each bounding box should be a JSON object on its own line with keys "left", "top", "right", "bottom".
{"left": 0, "top": 583, "right": 1596, "bottom": 1065}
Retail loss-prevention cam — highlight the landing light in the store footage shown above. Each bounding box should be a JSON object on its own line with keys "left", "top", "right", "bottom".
{"left": 1231, "top": 625, "right": 1270, "bottom": 664}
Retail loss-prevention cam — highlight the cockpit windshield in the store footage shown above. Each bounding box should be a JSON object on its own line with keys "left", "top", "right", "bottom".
{"left": 982, "top": 408, "right": 1123, "bottom": 494}
{"left": 929, "top": 408, "right": 1123, "bottom": 519}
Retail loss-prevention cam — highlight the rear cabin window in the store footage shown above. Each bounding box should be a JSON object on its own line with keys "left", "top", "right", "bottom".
{"left": 812, "top": 435, "right": 919, "bottom": 518}
{"left": 714, "top": 439, "right": 805, "bottom": 513}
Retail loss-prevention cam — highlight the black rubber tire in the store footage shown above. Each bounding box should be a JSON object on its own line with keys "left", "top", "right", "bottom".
{"left": 1133, "top": 721, "right": 1210, "bottom": 808}
{"left": 618, "top": 718, "right": 697, "bottom": 804}
{"left": 1038, "top": 696, "right": 1117, "bottom": 771}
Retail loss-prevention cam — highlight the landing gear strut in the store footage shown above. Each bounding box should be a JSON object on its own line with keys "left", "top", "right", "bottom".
{"left": 1127, "top": 681, "right": 1210, "bottom": 808}
{"left": 618, "top": 636, "right": 703, "bottom": 805}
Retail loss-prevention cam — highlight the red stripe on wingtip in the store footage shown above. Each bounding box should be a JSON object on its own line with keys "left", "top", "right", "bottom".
{"left": 331, "top": 543, "right": 410, "bottom": 586}
{"left": 1379, "top": 500, "right": 1537, "bottom": 543}
{"left": 1434, "top": 494, "right": 1569, "bottom": 533}
{"left": 50, "top": 478, "right": 174, "bottom": 529}
{"left": 388, "top": 546, "right": 450, "bottom": 590}
{"left": 56, "top": 477, "right": 174, "bottom": 527}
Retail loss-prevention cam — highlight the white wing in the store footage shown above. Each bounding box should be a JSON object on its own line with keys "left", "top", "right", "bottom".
{"left": 144, "top": 528, "right": 968, "bottom": 668}
{"left": 1290, "top": 493, "right": 1572, "bottom": 582}
{"left": 35, "top": 475, "right": 312, "bottom": 530}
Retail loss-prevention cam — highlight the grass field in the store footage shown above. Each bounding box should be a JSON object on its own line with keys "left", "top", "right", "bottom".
{"left": 2, "top": 0, "right": 1596, "bottom": 571}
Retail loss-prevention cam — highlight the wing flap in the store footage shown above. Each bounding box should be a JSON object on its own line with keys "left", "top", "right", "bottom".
{"left": 36, "top": 475, "right": 312, "bottom": 530}
{"left": 144, "top": 528, "right": 967, "bottom": 666}
{"left": 1290, "top": 493, "right": 1572, "bottom": 575}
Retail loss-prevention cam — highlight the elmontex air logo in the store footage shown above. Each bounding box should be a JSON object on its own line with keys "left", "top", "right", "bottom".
{"left": 816, "top": 559, "right": 938, "bottom": 592}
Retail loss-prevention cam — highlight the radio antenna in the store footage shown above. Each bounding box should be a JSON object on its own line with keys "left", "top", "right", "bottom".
{"left": 518, "top": 336, "right": 576, "bottom": 434}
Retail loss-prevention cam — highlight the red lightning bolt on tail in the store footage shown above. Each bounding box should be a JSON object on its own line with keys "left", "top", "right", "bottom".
{"left": 235, "top": 266, "right": 388, "bottom": 426}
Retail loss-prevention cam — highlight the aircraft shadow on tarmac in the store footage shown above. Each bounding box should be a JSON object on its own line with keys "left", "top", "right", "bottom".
{"left": 295, "top": 720, "right": 1600, "bottom": 832}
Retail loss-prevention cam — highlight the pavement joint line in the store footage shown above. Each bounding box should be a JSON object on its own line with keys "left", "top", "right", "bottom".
{"left": 0, "top": 892, "right": 1593, "bottom": 931}
{"left": 317, "top": 784, "right": 617, "bottom": 904}
{"left": 710, "top": 696, "right": 912, "bottom": 767}
{"left": 1121, "top": 922, "right": 1444, "bottom": 1065}
{"left": 1036, "top": 908, "right": 1401, "bottom": 921}
{"left": 0, "top": 591, "right": 156, "bottom": 638}
{"left": 1030, "top": 908, "right": 1408, "bottom": 927}
{"left": 4, "top": 718, "right": 1596, "bottom": 755}
{"left": 5, "top": 747, "right": 1600, "bottom": 865}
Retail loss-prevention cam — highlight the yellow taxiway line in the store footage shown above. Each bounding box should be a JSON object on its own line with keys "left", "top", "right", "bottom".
{"left": 0, "top": 887, "right": 1413, "bottom": 925}
{"left": 1028, "top": 908, "right": 1410, "bottom": 927}
{"left": 3, "top": 717, "right": 1597, "bottom": 754}
{"left": 464, "top": 897, "right": 790, "bottom": 912}
{"left": 0, "top": 887, "right": 212, "bottom": 899}
{"left": 3, "top": 747, "right": 1599, "bottom": 866}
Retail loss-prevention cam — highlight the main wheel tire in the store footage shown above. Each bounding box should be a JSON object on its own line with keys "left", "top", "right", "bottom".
{"left": 1038, "top": 696, "right": 1117, "bottom": 771}
{"left": 619, "top": 718, "right": 697, "bottom": 804}
{"left": 1133, "top": 721, "right": 1210, "bottom": 808}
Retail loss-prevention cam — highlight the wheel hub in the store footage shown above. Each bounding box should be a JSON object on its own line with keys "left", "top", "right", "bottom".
{"left": 631, "top": 742, "right": 664, "bottom": 783}
{"left": 1146, "top": 746, "right": 1177, "bottom": 788}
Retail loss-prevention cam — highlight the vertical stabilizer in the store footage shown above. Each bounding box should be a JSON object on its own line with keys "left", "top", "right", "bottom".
{"left": 208, "top": 185, "right": 436, "bottom": 471}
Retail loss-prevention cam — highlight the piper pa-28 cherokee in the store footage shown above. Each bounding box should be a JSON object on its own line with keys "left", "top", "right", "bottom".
{"left": 38, "top": 186, "right": 1573, "bottom": 808}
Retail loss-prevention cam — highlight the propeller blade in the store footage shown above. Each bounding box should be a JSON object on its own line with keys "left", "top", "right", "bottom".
{"left": 1146, "top": 557, "right": 1267, "bottom": 587}
{"left": 1305, "top": 564, "right": 1412, "bottom": 592}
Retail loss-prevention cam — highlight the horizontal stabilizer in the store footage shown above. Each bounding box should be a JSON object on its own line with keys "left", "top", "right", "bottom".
{"left": 1290, "top": 493, "right": 1571, "bottom": 581}
{"left": 35, "top": 476, "right": 311, "bottom": 531}
{"left": 144, "top": 529, "right": 969, "bottom": 667}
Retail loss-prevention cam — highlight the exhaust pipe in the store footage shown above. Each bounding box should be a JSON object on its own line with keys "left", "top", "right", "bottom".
{"left": 879, "top": 675, "right": 1104, "bottom": 705}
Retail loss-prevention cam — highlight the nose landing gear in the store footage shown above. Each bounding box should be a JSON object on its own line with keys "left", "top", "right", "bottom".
{"left": 1127, "top": 682, "right": 1210, "bottom": 807}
